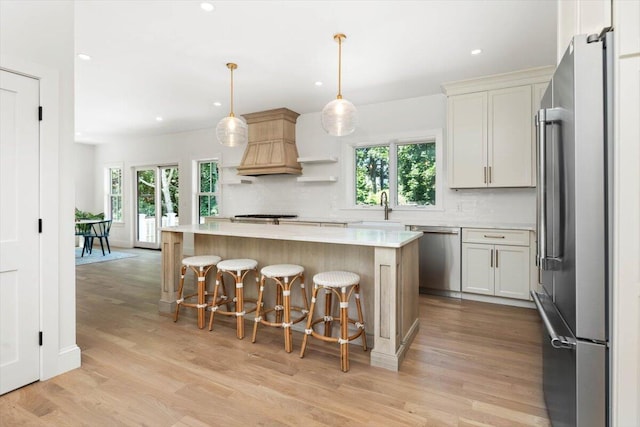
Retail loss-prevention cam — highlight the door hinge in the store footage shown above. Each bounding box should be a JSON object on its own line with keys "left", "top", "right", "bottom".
{"left": 38, "top": 218, "right": 43, "bottom": 233}
{"left": 39, "top": 331, "right": 43, "bottom": 346}
{"left": 38, "top": 106, "right": 43, "bottom": 121}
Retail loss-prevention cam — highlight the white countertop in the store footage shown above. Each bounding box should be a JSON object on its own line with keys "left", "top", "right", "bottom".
{"left": 162, "top": 222, "right": 422, "bottom": 248}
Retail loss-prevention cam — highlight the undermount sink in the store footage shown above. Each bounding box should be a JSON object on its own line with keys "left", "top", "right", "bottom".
{"left": 348, "top": 221, "right": 405, "bottom": 231}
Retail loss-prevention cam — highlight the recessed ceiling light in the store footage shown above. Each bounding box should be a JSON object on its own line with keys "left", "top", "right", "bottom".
{"left": 155, "top": 116, "right": 163, "bottom": 122}
{"left": 75, "top": 132, "right": 82, "bottom": 136}
{"left": 200, "top": 2, "right": 214, "bottom": 12}
{"left": 315, "top": 81, "right": 323, "bottom": 86}
{"left": 213, "top": 102, "right": 222, "bottom": 107}
{"left": 77, "top": 53, "right": 92, "bottom": 61}
{"left": 471, "top": 49, "right": 483, "bottom": 55}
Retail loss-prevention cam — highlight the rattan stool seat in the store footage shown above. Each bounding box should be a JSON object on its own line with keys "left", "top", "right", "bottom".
{"left": 182, "top": 255, "right": 221, "bottom": 268}
{"left": 313, "top": 271, "right": 360, "bottom": 287}
{"left": 261, "top": 264, "right": 305, "bottom": 278}
{"left": 217, "top": 258, "right": 258, "bottom": 272}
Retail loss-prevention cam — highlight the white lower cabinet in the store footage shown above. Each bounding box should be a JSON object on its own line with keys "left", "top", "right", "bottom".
{"left": 461, "top": 228, "right": 531, "bottom": 300}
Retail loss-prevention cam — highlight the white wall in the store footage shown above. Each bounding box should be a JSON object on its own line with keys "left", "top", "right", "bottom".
{"left": 73, "top": 142, "right": 98, "bottom": 213}
{"left": 0, "top": 0, "right": 80, "bottom": 379}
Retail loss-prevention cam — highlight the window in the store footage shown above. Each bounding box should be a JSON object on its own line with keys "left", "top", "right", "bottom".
{"left": 352, "top": 133, "right": 441, "bottom": 209}
{"left": 396, "top": 142, "right": 436, "bottom": 206}
{"left": 355, "top": 146, "right": 389, "bottom": 205}
{"left": 107, "top": 167, "right": 123, "bottom": 222}
{"left": 197, "top": 160, "right": 220, "bottom": 223}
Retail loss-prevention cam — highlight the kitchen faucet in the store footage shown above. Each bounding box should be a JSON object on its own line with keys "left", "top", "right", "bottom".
{"left": 380, "top": 191, "right": 392, "bottom": 220}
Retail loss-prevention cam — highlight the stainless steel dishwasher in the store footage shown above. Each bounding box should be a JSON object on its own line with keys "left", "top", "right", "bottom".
{"left": 409, "top": 226, "right": 461, "bottom": 297}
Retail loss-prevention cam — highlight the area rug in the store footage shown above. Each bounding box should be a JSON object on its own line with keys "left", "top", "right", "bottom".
{"left": 75, "top": 248, "right": 137, "bottom": 266}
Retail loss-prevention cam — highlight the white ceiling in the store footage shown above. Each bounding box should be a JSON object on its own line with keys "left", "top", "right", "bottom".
{"left": 75, "top": 0, "right": 557, "bottom": 143}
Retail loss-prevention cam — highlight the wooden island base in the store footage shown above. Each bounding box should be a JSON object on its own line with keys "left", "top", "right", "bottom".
{"left": 160, "top": 224, "right": 420, "bottom": 371}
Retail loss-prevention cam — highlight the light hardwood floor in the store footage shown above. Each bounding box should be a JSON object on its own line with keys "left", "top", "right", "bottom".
{"left": 0, "top": 248, "right": 550, "bottom": 426}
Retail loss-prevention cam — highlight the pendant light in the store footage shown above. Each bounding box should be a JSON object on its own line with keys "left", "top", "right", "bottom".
{"left": 321, "top": 33, "right": 357, "bottom": 136}
{"left": 216, "top": 62, "right": 248, "bottom": 147}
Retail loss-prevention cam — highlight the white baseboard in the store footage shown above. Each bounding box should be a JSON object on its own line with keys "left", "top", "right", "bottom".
{"left": 41, "top": 345, "right": 81, "bottom": 381}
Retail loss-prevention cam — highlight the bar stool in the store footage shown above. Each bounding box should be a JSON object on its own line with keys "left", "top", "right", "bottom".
{"left": 174, "top": 255, "right": 222, "bottom": 329}
{"left": 208, "top": 258, "right": 259, "bottom": 339}
{"left": 251, "top": 264, "right": 309, "bottom": 353}
{"left": 300, "top": 271, "right": 367, "bottom": 372}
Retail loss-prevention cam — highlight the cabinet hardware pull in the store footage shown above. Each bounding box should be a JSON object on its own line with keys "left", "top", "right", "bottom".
{"left": 483, "top": 234, "right": 505, "bottom": 239}
{"left": 488, "top": 166, "right": 492, "bottom": 183}
{"left": 490, "top": 249, "right": 493, "bottom": 267}
{"left": 484, "top": 166, "right": 487, "bottom": 184}
{"left": 495, "top": 250, "right": 499, "bottom": 268}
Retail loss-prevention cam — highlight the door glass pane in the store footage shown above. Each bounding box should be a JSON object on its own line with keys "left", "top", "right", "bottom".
{"left": 355, "top": 146, "right": 389, "bottom": 205}
{"left": 136, "top": 169, "right": 156, "bottom": 244}
{"left": 396, "top": 142, "right": 436, "bottom": 206}
{"left": 160, "top": 166, "right": 179, "bottom": 227}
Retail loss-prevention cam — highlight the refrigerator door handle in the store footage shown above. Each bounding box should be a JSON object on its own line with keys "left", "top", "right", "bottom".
{"left": 531, "top": 291, "right": 577, "bottom": 349}
{"left": 536, "top": 107, "right": 563, "bottom": 271}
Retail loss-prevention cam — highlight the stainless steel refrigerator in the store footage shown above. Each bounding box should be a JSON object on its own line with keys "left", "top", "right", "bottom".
{"left": 532, "top": 29, "right": 613, "bottom": 427}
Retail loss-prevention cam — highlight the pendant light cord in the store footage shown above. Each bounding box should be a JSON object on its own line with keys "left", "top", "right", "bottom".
{"left": 229, "top": 66, "right": 235, "bottom": 117}
{"left": 337, "top": 35, "right": 343, "bottom": 100}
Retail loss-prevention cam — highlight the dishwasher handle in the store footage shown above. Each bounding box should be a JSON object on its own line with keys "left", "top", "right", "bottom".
{"left": 410, "top": 226, "right": 460, "bottom": 235}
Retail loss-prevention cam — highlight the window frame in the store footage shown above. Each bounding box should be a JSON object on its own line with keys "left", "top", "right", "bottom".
{"left": 343, "top": 129, "right": 443, "bottom": 211}
{"left": 193, "top": 158, "right": 222, "bottom": 224}
{"left": 104, "top": 163, "right": 124, "bottom": 223}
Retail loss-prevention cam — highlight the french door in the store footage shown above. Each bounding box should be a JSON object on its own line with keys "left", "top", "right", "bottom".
{"left": 134, "top": 165, "right": 179, "bottom": 249}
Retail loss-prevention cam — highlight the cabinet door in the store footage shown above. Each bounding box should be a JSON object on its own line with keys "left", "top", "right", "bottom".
{"left": 461, "top": 243, "right": 494, "bottom": 295}
{"left": 494, "top": 244, "right": 530, "bottom": 300}
{"left": 448, "top": 92, "right": 487, "bottom": 188}
{"left": 488, "top": 85, "right": 533, "bottom": 187}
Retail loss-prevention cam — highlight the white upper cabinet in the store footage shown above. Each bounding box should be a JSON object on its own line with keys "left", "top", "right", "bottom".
{"left": 443, "top": 67, "right": 553, "bottom": 189}
{"left": 488, "top": 85, "right": 532, "bottom": 187}
{"left": 447, "top": 92, "right": 487, "bottom": 187}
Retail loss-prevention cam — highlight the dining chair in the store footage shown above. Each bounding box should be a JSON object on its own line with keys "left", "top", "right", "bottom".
{"left": 89, "top": 220, "right": 112, "bottom": 256}
{"left": 74, "top": 223, "right": 93, "bottom": 257}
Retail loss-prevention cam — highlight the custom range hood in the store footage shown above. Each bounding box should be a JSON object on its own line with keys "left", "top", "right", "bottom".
{"left": 236, "top": 108, "right": 302, "bottom": 176}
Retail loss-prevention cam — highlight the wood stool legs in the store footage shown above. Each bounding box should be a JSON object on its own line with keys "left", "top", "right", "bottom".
{"left": 173, "top": 265, "right": 188, "bottom": 322}
{"left": 174, "top": 264, "right": 215, "bottom": 329}
{"left": 208, "top": 268, "right": 258, "bottom": 339}
{"left": 300, "top": 281, "right": 367, "bottom": 372}
{"left": 252, "top": 272, "right": 308, "bottom": 353}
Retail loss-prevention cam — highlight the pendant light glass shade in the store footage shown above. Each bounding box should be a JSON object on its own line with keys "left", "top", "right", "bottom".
{"left": 321, "top": 33, "right": 357, "bottom": 136}
{"left": 216, "top": 115, "right": 247, "bottom": 147}
{"left": 217, "top": 63, "right": 248, "bottom": 147}
{"left": 321, "top": 98, "right": 357, "bottom": 137}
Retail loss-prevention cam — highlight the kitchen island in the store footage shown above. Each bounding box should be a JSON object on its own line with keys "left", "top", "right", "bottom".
{"left": 160, "top": 222, "right": 421, "bottom": 371}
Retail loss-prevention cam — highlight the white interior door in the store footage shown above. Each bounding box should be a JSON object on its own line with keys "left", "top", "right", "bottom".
{"left": 0, "top": 70, "right": 40, "bottom": 394}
